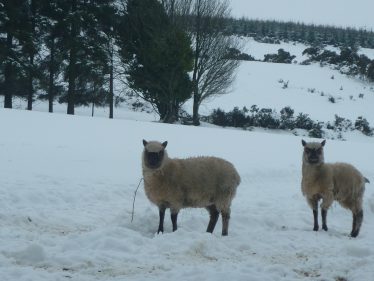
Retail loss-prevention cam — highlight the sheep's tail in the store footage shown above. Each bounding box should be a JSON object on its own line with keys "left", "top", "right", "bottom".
{"left": 364, "top": 177, "right": 370, "bottom": 184}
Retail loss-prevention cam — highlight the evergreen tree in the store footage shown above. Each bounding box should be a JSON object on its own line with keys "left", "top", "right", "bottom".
{"left": 60, "top": 0, "right": 113, "bottom": 115}
{"left": 37, "top": 0, "right": 67, "bottom": 113}
{"left": 0, "top": 0, "right": 33, "bottom": 108}
{"left": 118, "top": 0, "right": 193, "bottom": 123}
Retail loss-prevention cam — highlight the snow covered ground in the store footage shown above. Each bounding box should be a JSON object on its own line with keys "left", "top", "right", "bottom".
{"left": 2, "top": 14, "right": 374, "bottom": 280}
{"left": 194, "top": 60, "right": 374, "bottom": 125}
{"left": 0, "top": 108, "right": 374, "bottom": 281}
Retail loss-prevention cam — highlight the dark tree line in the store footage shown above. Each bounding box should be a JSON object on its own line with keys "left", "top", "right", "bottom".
{"left": 224, "top": 18, "right": 374, "bottom": 49}
{"left": 3, "top": 1, "right": 373, "bottom": 122}
{"left": 0, "top": 0, "right": 119, "bottom": 116}
{"left": 1, "top": 0, "right": 240, "bottom": 124}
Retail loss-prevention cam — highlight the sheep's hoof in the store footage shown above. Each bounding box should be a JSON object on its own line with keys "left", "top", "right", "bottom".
{"left": 350, "top": 230, "right": 359, "bottom": 238}
{"left": 313, "top": 225, "right": 319, "bottom": 231}
{"left": 322, "top": 225, "right": 328, "bottom": 231}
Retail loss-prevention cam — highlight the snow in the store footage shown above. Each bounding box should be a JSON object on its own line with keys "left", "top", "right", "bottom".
{"left": 192, "top": 60, "right": 374, "bottom": 126}
{"left": 230, "top": 0, "right": 374, "bottom": 30}
{"left": 2, "top": 7, "right": 374, "bottom": 279}
{"left": 1, "top": 105, "right": 374, "bottom": 281}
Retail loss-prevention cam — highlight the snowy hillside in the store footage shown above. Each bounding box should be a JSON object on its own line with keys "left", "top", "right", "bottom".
{"left": 1, "top": 108, "right": 374, "bottom": 281}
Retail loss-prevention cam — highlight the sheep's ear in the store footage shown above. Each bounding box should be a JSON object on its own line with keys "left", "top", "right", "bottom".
{"left": 162, "top": 141, "right": 168, "bottom": 148}
{"left": 142, "top": 139, "right": 148, "bottom": 147}
{"left": 301, "top": 139, "right": 307, "bottom": 147}
{"left": 321, "top": 140, "right": 326, "bottom": 147}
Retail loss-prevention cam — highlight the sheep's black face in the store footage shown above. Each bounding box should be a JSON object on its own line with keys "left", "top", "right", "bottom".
{"left": 145, "top": 150, "right": 164, "bottom": 169}
{"left": 142, "top": 140, "right": 168, "bottom": 170}
{"left": 302, "top": 139, "right": 325, "bottom": 165}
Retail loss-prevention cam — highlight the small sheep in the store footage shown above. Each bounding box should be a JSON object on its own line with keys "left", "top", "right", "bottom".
{"left": 301, "top": 139, "right": 369, "bottom": 237}
{"left": 141, "top": 140, "right": 240, "bottom": 236}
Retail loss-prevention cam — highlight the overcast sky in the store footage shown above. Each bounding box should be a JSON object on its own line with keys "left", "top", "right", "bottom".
{"left": 229, "top": 0, "right": 374, "bottom": 30}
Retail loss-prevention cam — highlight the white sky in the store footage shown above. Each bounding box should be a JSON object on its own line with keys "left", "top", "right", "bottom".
{"left": 229, "top": 0, "right": 374, "bottom": 30}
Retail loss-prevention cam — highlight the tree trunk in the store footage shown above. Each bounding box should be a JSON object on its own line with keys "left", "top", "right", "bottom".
{"left": 67, "top": 0, "right": 78, "bottom": 115}
{"left": 48, "top": 35, "right": 55, "bottom": 113}
{"left": 191, "top": 0, "right": 201, "bottom": 126}
{"left": 4, "top": 32, "right": 13, "bottom": 109}
{"left": 109, "top": 48, "right": 114, "bottom": 119}
{"left": 27, "top": 54, "right": 34, "bottom": 111}
{"left": 27, "top": 0, "right": 36, "bottom": 111}
{"left": 163, "top": 103, "right": 177, "bottom": 123}
{"left": 192, "top": 94, "right": 200, "bottom": 126}
{"left": 91, "top": 101, "right": 95, "bottom": 117}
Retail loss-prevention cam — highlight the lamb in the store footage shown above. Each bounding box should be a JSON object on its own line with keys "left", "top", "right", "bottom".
{"left": 141, "top": 140, "right": 240, "bottom": 236}
{"left": 301, "top": 139, "right": 369, "bottom": 237}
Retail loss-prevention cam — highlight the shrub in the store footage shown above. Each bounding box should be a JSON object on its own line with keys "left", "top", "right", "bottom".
{"left": 228, "top": 107, "right": 252, "bottom": 127}
{"left": 333, "top": 115, "right": 353, "bottom": 132}
{"left": 264, "top": 48, "right": 296, "bottom": 64}
{"left": 254, "top": 108, "right": 280, "bottom": 129}
{"left": 207, "top": 107, "right": 372, "bottom": 139}
{"left": 308, "top": 122, "right": 324, "bottom": 138}
{"left": 355, "top": 117, "right": 373, "bottom": 136}
{"left": 294, "top": 113, "right": 314, "bottom": 130}
{"left": 211, "top": 108, "right": 229, "bottom": 127}
{"left": 279, "top": 106, "right": 295, "bottom": 130}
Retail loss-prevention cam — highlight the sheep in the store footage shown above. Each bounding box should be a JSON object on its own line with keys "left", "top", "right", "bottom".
{"left": 301, "top": 139, "right": 369, "bottom": 237}
{"left": 141, "top": 140, "right": 240, "bottom": 236}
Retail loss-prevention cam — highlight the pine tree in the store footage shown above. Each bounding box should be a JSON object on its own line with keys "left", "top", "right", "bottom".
{"left": 0, "top": 0, "right": 33, "bottom": 108}
{"left": 37, "top": 0, "right": 67, "bottom": 113}
{"left": 59, "top": 0, "right": 114, "bottom": 115}
{"left": 118, "top": 0, "right": 193, "bottom": 123}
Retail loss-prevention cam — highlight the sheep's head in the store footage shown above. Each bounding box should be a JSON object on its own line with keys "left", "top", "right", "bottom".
{"left": 302, "top": 139, "right": 325, "bottom": 165}
{"left": 142, "top": 140, "right": 168, "bottom": 170}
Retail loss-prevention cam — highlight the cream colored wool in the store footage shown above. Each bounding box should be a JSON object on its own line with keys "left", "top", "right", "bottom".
{"left": 301, "top": 140, "right": 368, "bottom": 237}
{"left": 142, "top": 140, "right": 240, "bottom": 235}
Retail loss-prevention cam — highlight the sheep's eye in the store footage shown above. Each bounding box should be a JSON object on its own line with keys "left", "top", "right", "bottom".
{"left": 305, "top": 148, "right": 311, "bottom": 153}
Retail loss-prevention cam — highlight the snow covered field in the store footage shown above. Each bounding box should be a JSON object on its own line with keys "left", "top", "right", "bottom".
{"left": 2, "top": 7, "right": 374, "bottom": 279}
{"left": 1, "top": 107, "right": 374, "bottom": 281}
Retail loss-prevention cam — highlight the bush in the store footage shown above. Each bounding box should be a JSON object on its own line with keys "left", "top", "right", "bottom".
{"left": 228, "top": 107, "right": 252, "bottom": 127}
{"left": 211, "top": 108, "right": 229, "bottom": 127}
{"left": 210, "top": 107, "right": 251, "bottom": 128}
{"left": 279, "top": 106, "right": 295, "bottom": 130}
{"left": 254, "top": 108, "right": 280, "bottom": 129}
{"left": 308, "top": 122, "right": 324, "bottom": 138}
{"left": 333, "top": 115, "right": 353, "bottom": 132}
{"left": 207, "top": 106, "right": 373, "bottom": 139}
{"left": 264, "top": 48, "right": 296, "bottom": 64}
{"left": 294, "top": 113, "right": 314, "bottom": 130}
{"left": 355, "top": 117, "right": 373, "bottom": 136}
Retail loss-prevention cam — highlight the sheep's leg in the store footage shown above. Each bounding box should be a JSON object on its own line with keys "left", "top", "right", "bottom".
{"left": 313, "top": 209, "right": 319, "bottom": 231}
{"left": 351, "top": 209, "right": 363, "bottom": 238}
{"left": 171, "top": 210, "right": 179, "bottom": 232}
{"left": 221, "top": 209, "right": 231, "bottom": 236}
{"left": 320, "top": 193, "right": 333, "bottom": 231}
{"left": 157, "top": 206, "right": 166, "bottom": 234}
{"left": 321, "top": 208, "right": 328, "bottom": 231}
{"left": 206, "top": 205, "right": 219, "bottom": 233}
{"left": 308, "top": 198, "right": 319, "bottom": 231}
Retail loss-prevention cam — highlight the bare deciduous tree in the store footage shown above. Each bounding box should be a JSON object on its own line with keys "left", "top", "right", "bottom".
{"left": 162, "top": 0, "right": 242, "bottom": 125}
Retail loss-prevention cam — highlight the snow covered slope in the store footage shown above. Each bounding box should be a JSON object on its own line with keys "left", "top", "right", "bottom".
{"left": 1, "top": 108, "right": 374, "bottom": 281}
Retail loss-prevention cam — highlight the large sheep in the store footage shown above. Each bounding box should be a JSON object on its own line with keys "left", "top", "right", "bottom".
{"left": 301, "top": 139, "right": 369, "bottom": 237}
{"left": 141, "top": 140, "right": 240, "bottom": 236}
